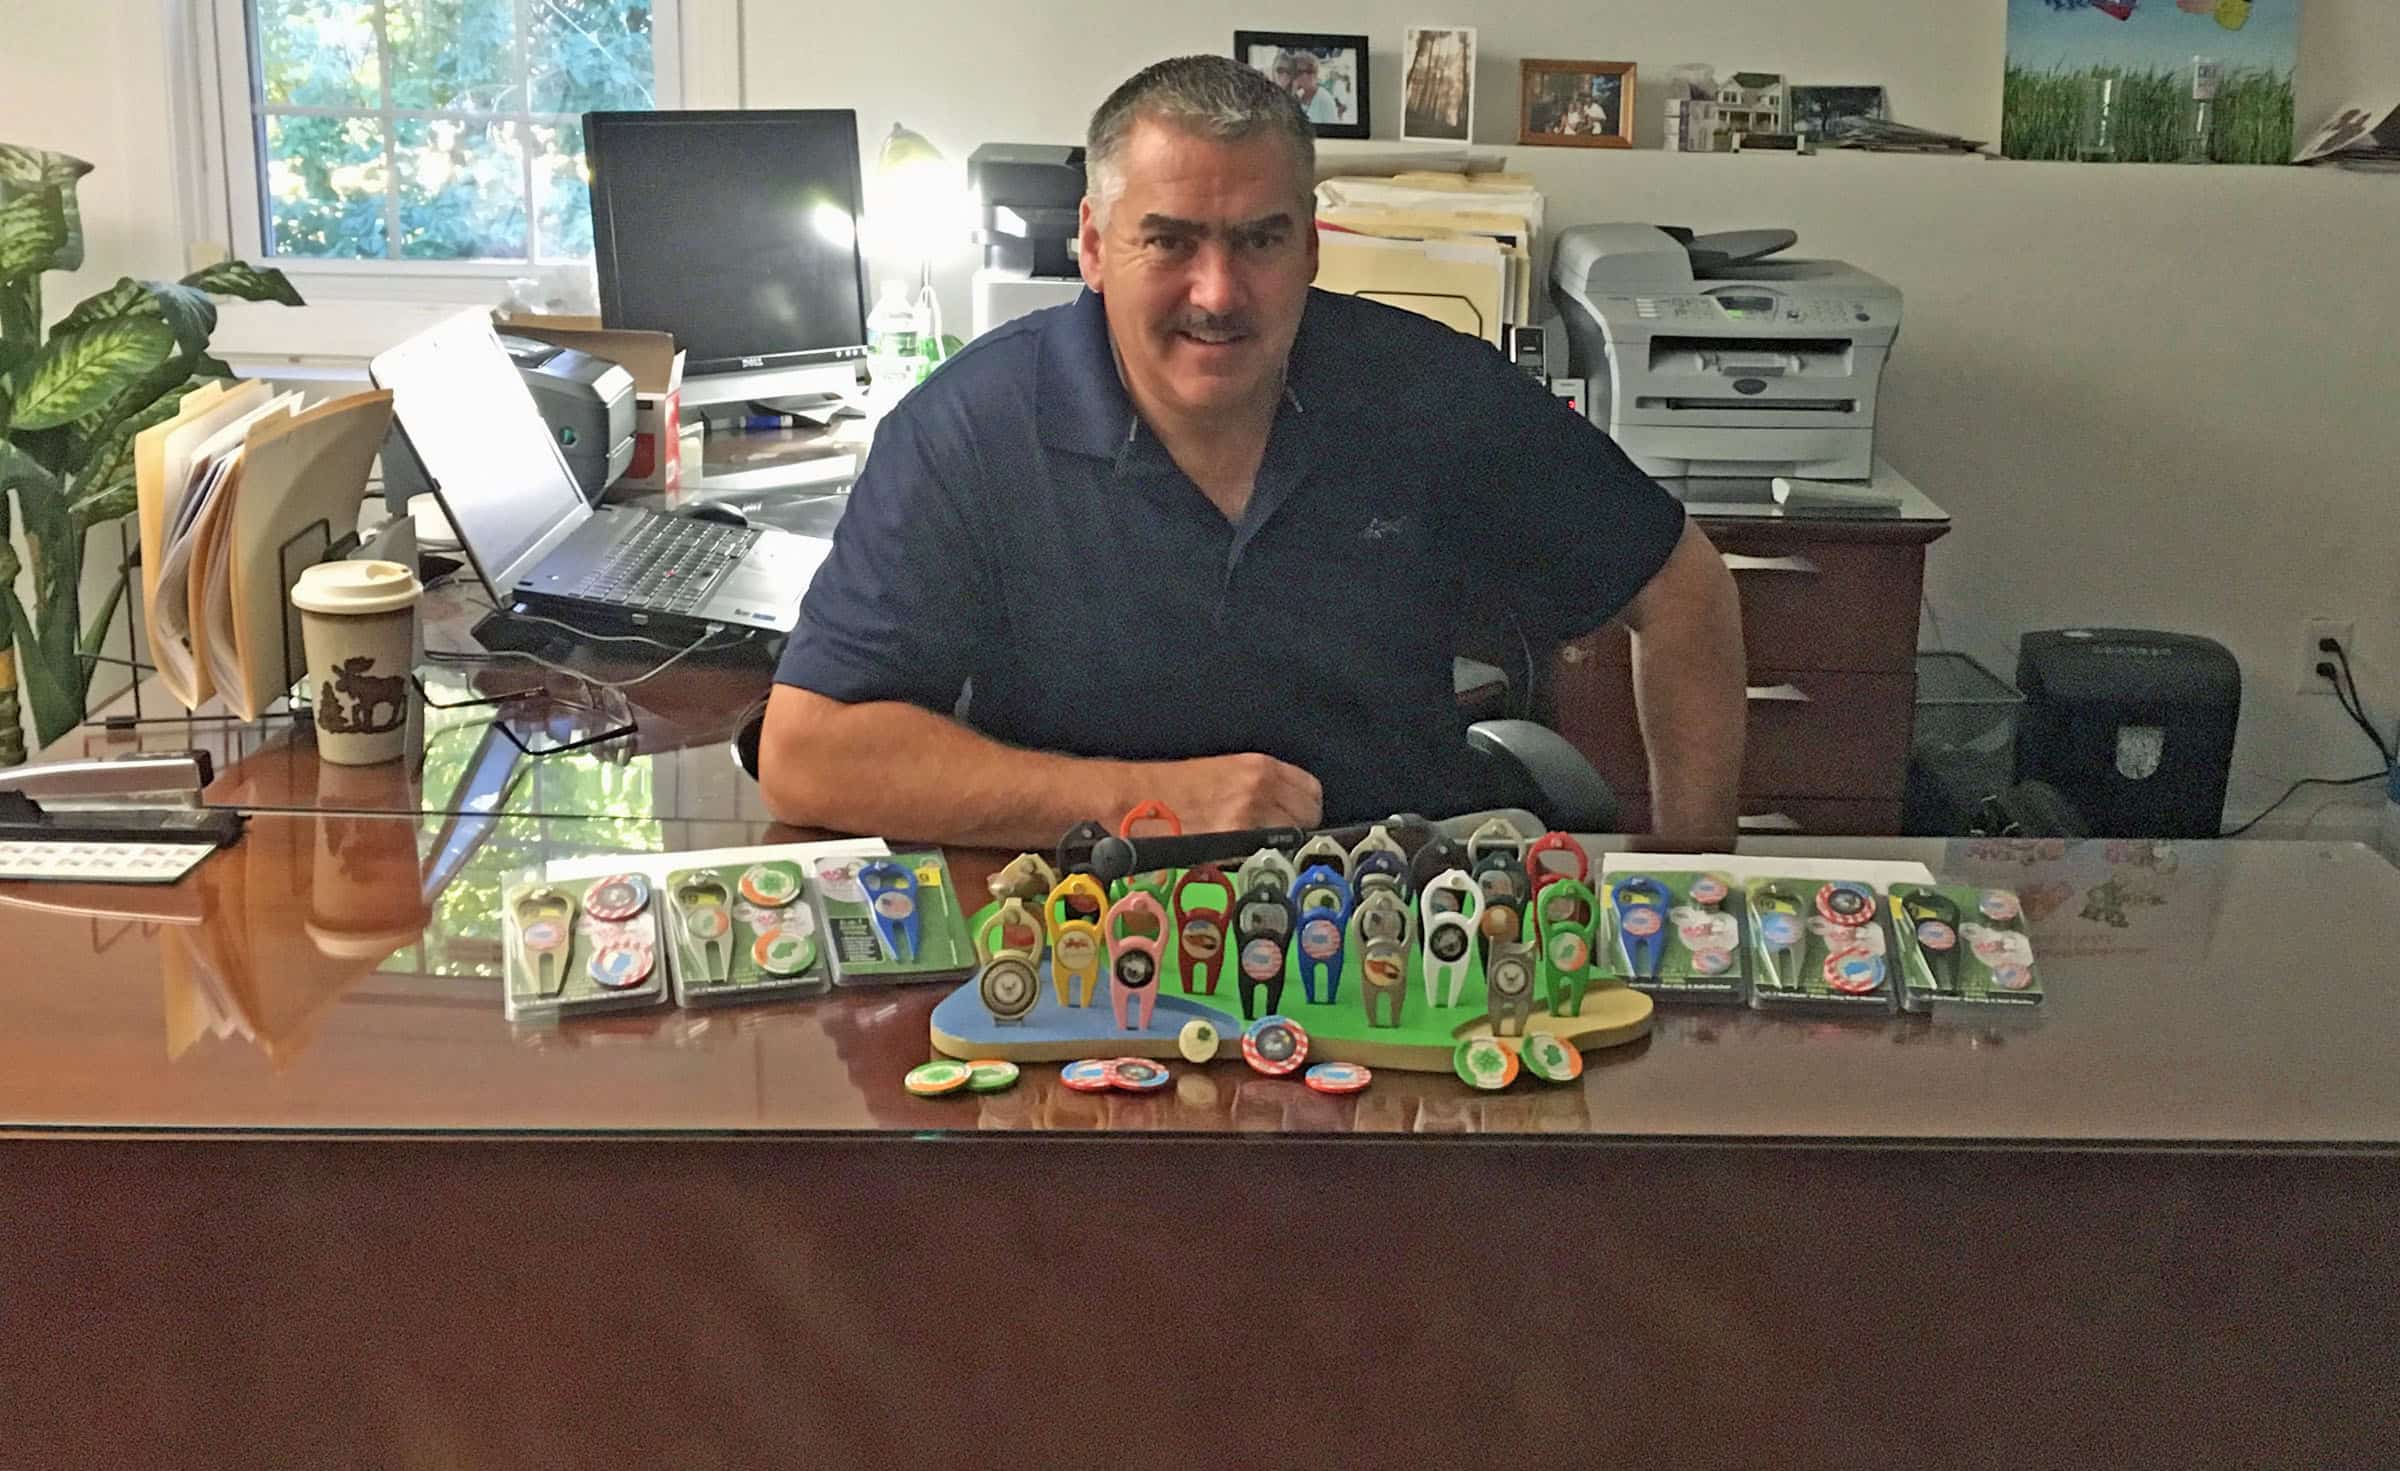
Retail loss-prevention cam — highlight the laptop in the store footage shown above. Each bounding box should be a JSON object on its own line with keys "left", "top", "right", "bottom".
{"left": 370, "top": 311, "right": 831, "bottom": 635}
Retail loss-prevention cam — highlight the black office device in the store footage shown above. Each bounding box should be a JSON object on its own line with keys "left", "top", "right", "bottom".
{"left": 371, "top": 312, "right": 831, "bottom": 638}
{"left": 2014, "top": 629, "right": 2241, "bottom": 838}
{"left": 583, "top": 108, "right": 873, "bottom": 406}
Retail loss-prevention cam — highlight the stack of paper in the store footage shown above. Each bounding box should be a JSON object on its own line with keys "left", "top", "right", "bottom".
{"left": 134, "top": 383, "right": 393, "bottom": 720}
{"left": 1313, "top": 173, "right": 1546, "bottom": 348}
{"left": 2296, "top": 100, "right": 2400, "bottom": 172}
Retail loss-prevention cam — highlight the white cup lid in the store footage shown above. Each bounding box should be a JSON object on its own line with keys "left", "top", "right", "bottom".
{"left": 291, "top": 559, "right": 422, "bottom": 616}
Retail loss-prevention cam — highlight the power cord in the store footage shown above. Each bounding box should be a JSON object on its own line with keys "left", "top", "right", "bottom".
{"left": 2222, "top": 771, "right": 2385, "bottom": 838}
{"left": 2322, "top": 642, "right": 2393, "bottom": 763}
{"left": 425, "top": 623, "right": 729, "bottom": 691}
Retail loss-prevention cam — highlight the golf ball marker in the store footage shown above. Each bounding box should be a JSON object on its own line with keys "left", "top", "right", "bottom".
{"left": 1290, "top": 863, "right": 1353, "bottom": 1006}
{"left": 1169, "top": 863, "right": 1234, "bottom": 996}
{"left": 1537, "top": 877, "right": 1600, "bottom": 1017}
{"left": 857, "top": 859, "right": 922, "bottom": 962}
{"left": 1104, "top": 890, "right": 1166, "bottom": 1031}
{"left": 1046, "top": 874, "right": 1109, "bottom": 1008}
{"left": 1419, "top": 869, "right": 1482, "bottom": 1009}
{"left": 1232, "top": 880, "right": 1296, "bottom": 1022}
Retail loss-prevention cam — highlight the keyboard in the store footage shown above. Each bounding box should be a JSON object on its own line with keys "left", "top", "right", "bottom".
{"left": 569, "top": 515, "right": 762, "bottom": 615}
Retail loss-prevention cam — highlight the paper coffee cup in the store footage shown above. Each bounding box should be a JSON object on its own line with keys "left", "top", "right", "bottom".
{"left": 290, "top": 560, "right": 422, "bottom": 765}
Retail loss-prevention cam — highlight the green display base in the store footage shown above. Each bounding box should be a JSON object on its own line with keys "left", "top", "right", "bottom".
{"left": 935, "top": 887, "right": 1653, "bottom": 1073}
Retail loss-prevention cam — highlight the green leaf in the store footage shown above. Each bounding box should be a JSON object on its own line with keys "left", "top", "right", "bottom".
{"left": 0, "top": 187, "right": 67, "bottom": 279}
{"left": 179, "top": 259, "right": 305, "bottom": 306}
{"left": 0, "top": 435, "right": 63, "bottom": 504}
{"left": 9, "top": 315, "right": 175, "bottom": 430}
{"left": 52, "top": 278, "right": 156, "bottom": 335}
{"left": 0, "top": 436, "right": 83, "bottom": 739}
{"left": 68, "top": 476, "right": 134, "bottom": 530}
{"left": 144, "top": 280, "right": 219, "bottom": 354}
{"left": 0, "top": 580, "right": 81, "bottom": 747}
{"left": 74, "top": 379, "right": 194, "bottom": 492}
{"left": 54, "top": 178, "right": 83, "bottom": 275}
{"left": 194, "top": 352, "right": 233, "bottom": 378}
{"left": 0, "top": 145, "right": 93, "bottom": 190}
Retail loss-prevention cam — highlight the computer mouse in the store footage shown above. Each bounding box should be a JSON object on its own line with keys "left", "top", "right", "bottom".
{"left": 679, "top": 501, "right": 750, "bottom": 528}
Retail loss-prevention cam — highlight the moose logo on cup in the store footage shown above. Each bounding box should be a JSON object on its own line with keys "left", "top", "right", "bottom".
{"left": 317, "top": 656, "right": 407, "bottom": 735}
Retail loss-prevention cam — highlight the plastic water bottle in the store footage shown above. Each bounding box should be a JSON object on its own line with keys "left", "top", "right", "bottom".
{"left": 866, "top": 281, "right": 918, "bottom": 395}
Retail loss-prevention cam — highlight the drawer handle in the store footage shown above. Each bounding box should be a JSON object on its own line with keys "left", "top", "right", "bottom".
{"left": 1722, "top": 553, "right": 1820, "bottom": 576}
{"left": 1739, "top": 812, "right": 1804, "bottom": 833}
{"left": 1745, "top": 682, "right": 1812, "bottom": 704}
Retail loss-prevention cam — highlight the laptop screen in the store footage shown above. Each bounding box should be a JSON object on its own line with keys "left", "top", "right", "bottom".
{"left": 371, "top": 311, "right": 590, "bottom": 592}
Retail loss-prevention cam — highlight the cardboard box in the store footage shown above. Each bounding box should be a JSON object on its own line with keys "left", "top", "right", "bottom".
{"left": 494, "top": 313, "right": 686, "bottom": 491}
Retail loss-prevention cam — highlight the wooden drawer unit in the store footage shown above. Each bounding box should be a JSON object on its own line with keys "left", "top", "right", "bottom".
{"left": 1544, "top": 512, "right": 1949, "bottom": 835}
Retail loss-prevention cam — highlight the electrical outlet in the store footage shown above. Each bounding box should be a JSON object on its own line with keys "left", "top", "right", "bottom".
{"left": 2299, "top": 618, "right": 2356, "bottom": 694}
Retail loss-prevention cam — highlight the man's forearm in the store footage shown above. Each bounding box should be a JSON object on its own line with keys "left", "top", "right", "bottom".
{"left": 760, "top": 687, "right": 1147, "bottom": 849}
{"left": 1626, "top": 528, "right": 1747, "bottom": 845}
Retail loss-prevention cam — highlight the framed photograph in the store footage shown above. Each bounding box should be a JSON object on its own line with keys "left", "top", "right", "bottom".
{"left": 1235, "top": 31, "right": 1371, "bottom": 140}
{"left": 1790, "top": 84, "right": 1890, "bottom": 139}
{"left": 1519, "top": 59, "right": 1637, "bottom": 149}
{"left": 1401, "top": 26, "right": 1476, "bottom": 144}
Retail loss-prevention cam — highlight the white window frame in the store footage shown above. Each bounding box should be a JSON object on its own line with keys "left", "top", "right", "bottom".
{"left": 180, "top": 0, "right": 738, "bottom": 297}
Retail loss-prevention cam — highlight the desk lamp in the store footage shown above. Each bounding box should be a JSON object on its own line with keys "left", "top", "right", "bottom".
{"left": 874, "top": 123, "right": 964, "bottom": 374}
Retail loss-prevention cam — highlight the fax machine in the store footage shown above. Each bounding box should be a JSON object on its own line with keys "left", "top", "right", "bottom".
{"left": 1551, "top": 224, "right": 1900, "bottom": 480}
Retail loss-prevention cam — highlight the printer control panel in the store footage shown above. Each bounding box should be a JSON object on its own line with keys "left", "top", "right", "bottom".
{"left": 1630, "top": 294, "right": 1884, "bottom": 327}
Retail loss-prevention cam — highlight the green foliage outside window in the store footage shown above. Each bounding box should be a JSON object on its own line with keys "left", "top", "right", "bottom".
{"left": 250, "top": 0, "right": 654, "bottom": 262}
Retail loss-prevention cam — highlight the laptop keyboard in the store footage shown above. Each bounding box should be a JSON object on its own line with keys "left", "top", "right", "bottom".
{"left": 571, "top": 516, "right": 762, "bottom": 615}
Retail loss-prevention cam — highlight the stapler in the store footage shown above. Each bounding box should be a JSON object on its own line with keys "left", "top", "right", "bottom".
{"left": 0, "top": 752, "right": 244, "bottom": 847}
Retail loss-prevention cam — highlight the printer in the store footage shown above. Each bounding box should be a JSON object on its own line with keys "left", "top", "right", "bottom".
{"left": 969, "top": 143, "right": 1089, "bottom": 337}
{"left": 1551, "top": 224, "right": 1901, "bottom": 480}
{"left": 496, "top": 333, "right": 635, "bottom": 500}
{"left": 380, "top": 334, "right": 634, "bottom": 513}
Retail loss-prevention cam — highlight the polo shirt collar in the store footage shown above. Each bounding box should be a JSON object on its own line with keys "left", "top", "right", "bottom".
{"left": 1037, "top": 287, "right": 1321, "bottom": 460}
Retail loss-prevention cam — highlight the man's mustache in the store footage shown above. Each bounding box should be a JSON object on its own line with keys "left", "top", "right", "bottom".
{"left": 1170, "top": 314, "right": 1253, "bottom": 337}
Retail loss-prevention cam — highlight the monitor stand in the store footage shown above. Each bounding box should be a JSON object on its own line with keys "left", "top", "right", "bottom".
{"left": 678, "top": 359, "right": 860, "bottom": 411}
{"left": 682, "top": 360, "right": 866, "bottom": 493}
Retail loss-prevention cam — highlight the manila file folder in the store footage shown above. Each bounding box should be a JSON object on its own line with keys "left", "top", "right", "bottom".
{"left": 214, "top": 391, "right": 395, "bottom": 721}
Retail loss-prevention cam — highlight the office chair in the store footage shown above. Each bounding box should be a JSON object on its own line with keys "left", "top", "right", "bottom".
{"left": 731, "top": 703, "right": 1621, "bottom": 833}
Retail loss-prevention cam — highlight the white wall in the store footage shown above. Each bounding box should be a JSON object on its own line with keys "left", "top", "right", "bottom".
{"left": 0, "top": 0, "right": 185, "bottom": 734}
{"left": 746, "top": 0, "right": 2400, "bottom": 831}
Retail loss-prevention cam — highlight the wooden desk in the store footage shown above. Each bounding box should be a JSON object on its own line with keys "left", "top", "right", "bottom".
{"left": 4, "top": 798, "right": 2398, "bottom": 1463}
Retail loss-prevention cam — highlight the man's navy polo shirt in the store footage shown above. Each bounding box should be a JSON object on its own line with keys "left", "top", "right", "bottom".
{"left": 776, "top": 286, "right": 1685, "bottom": 822}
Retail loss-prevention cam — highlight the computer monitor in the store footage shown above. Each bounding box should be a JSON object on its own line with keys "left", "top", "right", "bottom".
{"left": 584, "top": 109, "right": 872, "bottom": 409}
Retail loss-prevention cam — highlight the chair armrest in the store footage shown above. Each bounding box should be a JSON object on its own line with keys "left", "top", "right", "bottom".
{"left": 1466, "top": 719, "right": 1621, "bottom": 834}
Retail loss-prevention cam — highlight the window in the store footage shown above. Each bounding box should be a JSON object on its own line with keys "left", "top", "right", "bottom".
{"left": 212, "top": 0, "right": 680, "bottom": 266}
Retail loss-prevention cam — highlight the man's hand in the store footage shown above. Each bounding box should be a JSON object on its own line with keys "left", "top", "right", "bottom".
{"left": 1140, "top": 753, "right": 1324, "bottom": 832}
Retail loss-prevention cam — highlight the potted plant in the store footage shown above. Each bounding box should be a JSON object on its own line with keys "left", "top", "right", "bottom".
{"left": 0, "top": 141, "right": 305, "bottom": 765}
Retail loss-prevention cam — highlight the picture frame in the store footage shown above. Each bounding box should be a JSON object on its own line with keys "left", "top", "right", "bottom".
{"left": 1401, "top": 26, "right": 1477, "bottom": 144}
{"left": 1235, "top": 31, "right": 1371, "bottom": 140}
{"left": 1790, "top": 84, "right": 1890, "bottom": 140}
{"left": 1519, "top": 59, "right": 1637, "bottom": 149}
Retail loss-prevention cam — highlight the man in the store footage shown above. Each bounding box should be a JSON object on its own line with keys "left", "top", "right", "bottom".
{"left": 760, "top": 55, "right": 1744, "bottom": 850}
{"left": 1280, "top": 51, "right": 1342, "bottom": 125}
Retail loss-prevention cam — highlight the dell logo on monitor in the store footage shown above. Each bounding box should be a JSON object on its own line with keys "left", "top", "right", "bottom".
{"left": 740, "top": 356, "right": 765, "bottom": 368}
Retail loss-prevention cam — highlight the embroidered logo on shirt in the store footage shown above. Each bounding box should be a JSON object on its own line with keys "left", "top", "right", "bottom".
{"left": 1360, "top": 515, "right": 1409, "bottom": 541}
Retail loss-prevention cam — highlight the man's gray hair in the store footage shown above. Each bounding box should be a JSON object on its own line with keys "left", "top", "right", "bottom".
{"left": 1085, "top": 54, "right": 1315, "bottom": 222}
